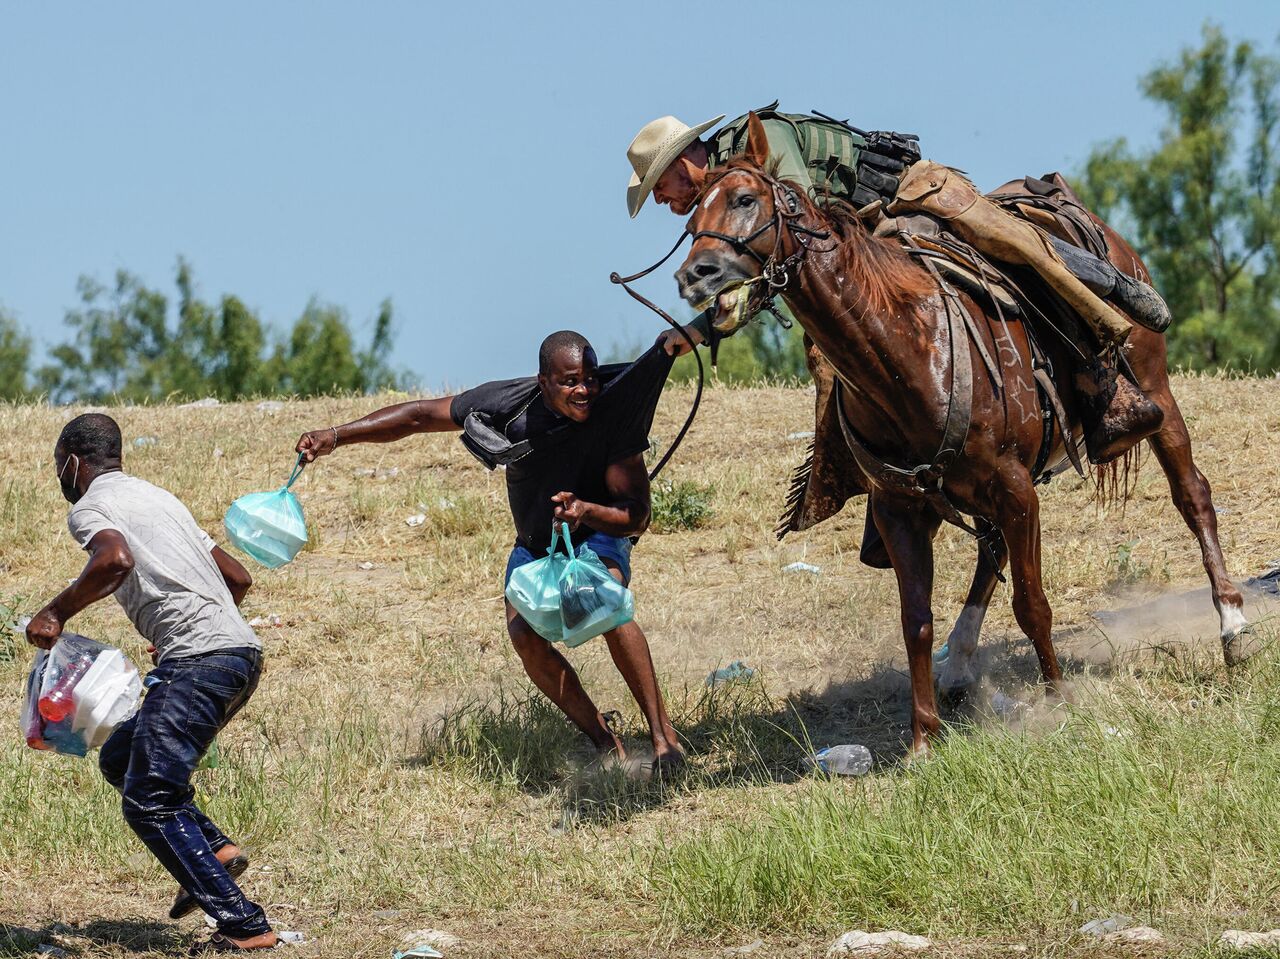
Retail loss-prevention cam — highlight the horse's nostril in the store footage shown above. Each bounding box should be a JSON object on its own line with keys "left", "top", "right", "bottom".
{"left": 694, "top": 262, "right": 721, "bottom": 280}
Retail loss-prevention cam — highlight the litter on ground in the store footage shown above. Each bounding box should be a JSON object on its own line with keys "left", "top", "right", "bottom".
{"left": 706, "top": 661, "right": 754, "bottom": 687}
{"left": 782, "top": 561, "right": 821, "bottom": 575}
{"left": 1079, "top": 915, "right": 1134, "bottom": 936}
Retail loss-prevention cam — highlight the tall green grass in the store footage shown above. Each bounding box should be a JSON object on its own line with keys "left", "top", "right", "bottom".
{"left": 652, "top": 638, "right": 1280, "bottom": 939}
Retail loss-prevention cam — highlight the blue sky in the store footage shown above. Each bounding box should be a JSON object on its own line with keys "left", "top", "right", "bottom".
{"left": 1, "top": 1, "right": 1274, "bottom": 391}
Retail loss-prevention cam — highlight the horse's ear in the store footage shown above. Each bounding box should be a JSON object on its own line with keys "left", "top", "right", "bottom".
{"left": 681, "top": 155, "right": 709, "bottom": 193}
{"left": 743, "top": 112, "right": 769, "bottom": 168}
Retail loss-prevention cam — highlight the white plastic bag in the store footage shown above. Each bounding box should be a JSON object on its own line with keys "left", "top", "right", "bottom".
{"left": 23, "top": 633, "right": 142, "bottom": 756}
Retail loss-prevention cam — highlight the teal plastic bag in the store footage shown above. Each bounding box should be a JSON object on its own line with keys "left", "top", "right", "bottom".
{"left": 224, "top": 456, "right": 308, "bottom": 569}
{"left": 558, "top": 545, "right": 634, "bottom": 647}
{"left": 505, "top": 525, "right": 573, "bottom": 642}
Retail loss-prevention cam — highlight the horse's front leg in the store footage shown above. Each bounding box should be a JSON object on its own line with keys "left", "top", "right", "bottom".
{"left": 873, "top": 495, "right": 944, "bottom": 755}
{"left": 937, "top": 518, "right": 1008, "bottom": 704}
{"left": 994, "top": 469, "right": 1062, "bottom": 692}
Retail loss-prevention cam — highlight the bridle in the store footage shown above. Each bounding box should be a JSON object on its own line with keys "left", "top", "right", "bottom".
{"left": 606, "top": 164, "right": 830, "bottom": 479}
{"left": 687, "top": 165, "right": 832, "bottom": 302}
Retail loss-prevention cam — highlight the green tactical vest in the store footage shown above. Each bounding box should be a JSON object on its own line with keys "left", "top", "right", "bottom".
{"left": 708, "top": 101, "right": 868, "bottom": 205}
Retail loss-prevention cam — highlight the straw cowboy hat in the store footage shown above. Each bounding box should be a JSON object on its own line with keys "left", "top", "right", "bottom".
{"left": 626, "top": 113, "right": 725, "bottom": 217}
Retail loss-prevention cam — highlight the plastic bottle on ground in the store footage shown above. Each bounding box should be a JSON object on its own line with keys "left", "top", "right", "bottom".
{"left": 705, "top": 661, "right": 755, "bottom": 687}
{"left": 812, "top": 744, "right": 873, "bottom": 776}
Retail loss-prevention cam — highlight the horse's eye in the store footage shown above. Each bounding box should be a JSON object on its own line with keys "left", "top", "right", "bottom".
{"left": 737, "top": 195, "right": 756, "bottom": 208}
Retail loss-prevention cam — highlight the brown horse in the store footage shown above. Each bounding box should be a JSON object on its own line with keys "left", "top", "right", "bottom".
{"left": 675, "top": 114, "right": 1248, "bottom": 754}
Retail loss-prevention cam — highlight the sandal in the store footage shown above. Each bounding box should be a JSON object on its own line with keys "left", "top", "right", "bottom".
{"left": 188, "top": 932, "right": 279, "bottom": 954}
{"left": 170, "top": 854, "right": 250, "bottom": 919}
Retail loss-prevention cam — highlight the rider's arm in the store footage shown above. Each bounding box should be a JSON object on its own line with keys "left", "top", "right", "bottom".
{"left": 296, "top": 397, "right": 459, "bottom": 461}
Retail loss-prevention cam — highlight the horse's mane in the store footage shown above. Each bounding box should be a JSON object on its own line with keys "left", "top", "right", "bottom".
{"left": 710, "top": 156, "right": 934, "bottom": 318}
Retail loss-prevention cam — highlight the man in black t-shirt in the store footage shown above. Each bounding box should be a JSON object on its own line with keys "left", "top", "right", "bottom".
{"left": 296, "top": 331, "right": 682, "bottom": 773}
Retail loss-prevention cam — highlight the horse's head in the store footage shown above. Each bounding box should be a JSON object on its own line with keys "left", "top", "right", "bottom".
{"left": 675, "top": 113, "right": 800, "bottom": 335}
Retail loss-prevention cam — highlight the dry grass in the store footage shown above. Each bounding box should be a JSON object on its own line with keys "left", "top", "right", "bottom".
{"left": 1, "top": 374, "right": 1278, "bottom": 958}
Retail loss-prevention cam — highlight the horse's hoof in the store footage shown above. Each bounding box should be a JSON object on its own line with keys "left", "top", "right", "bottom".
{"left": 937, "top": 681, "right": 975, "bottom": 709}
{"left": 1223, "top": 623, "right": 1260, "bottom": 667}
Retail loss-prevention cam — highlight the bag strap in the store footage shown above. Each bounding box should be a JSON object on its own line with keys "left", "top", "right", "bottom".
{"left": 547, "top": 522, "right": 574, "bottom": 558}
{"left": 283, "top": 453, "right": 306, "bottom": 491}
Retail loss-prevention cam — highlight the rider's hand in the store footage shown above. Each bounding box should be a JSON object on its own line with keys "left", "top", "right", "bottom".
{"left": 296, "top": 429, "right": 337, "bottom": 463}
{"left": 551, "top": 492, "right": 588, "bottom": 532}
{"left": 25, "top": 604, "right": 64, "bottom": 650}
{"left": 657, "top": 324, "right": 704, "bottom": 357}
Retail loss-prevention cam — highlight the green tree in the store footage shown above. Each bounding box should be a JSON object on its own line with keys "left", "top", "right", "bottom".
{"left": 1078, "top": 25, "right": 1280, "bottom": 371}
{"left": 38, "top": 262, "right": 405, "bottom": 402}
{"left": 38, "top": 271, "right": 170, "bottom": 401}
{"left": 0, "top": 308, "right": 32, "bottom": 400}
{"left": 267, "top": 298, "right": 401, "bottom": 397}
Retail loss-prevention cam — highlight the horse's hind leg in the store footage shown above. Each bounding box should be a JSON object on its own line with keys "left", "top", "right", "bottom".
{"left": 937, "top": 519, "right": 1009, "bottom": 703}
{"left": 995, "top": 470, "right": 1063, "bottom": 691}
{"left": 872, "top": 496, "right": 944, "bottom": 755}
{"left": 1143, "top": 388, "right": 1250, "bottom": 662}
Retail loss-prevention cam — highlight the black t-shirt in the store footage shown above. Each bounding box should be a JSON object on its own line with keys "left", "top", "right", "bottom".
{"left": 450, "top": 358, "right": 663, "bottom": 553}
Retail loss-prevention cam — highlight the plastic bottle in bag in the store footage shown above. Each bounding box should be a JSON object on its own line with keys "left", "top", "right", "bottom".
{"left": 39, "top": 650, "right": 95, "bottom": 722}
{"left": 22, "top": 649, "right": 50, "bottom": 750}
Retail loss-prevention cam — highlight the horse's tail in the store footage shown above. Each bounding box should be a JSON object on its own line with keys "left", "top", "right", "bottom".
{"left": 1091, "top": 442, "right": 1144, "bottom": 510}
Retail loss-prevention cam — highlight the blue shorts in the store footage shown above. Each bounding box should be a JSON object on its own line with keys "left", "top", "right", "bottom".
{"left": 504, "top": 531, "right": 633, "bottom": 588}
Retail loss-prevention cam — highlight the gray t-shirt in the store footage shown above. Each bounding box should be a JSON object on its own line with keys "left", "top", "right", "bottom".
{"left": 67, "top": 471, "right": 260, "bottom": 663}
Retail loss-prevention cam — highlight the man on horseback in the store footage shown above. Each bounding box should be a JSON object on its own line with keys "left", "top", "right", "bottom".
{"left": 624, "top": 104, "right": 1170, "bottom": 464}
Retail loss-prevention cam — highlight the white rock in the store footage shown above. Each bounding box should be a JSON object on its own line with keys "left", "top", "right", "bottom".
{"left": 828, "top": 930, "right": 931, "bottom": 955}
{"left": 787, "top": 431, "right": 816, "bottom": 440}
{"left": 405, "top": 514, "right": 427, "bottom": 528}
{"left": 247, "top": 615, "right": 282, "bottom": 629}
{"left": 1106, "top": 926, "right": 1163, "bottom": 944}
{"left": 1220, "top": 929, "right": 1280, "bottom": 949}
{"left": 278, "top": 930, "right": 306, "bottom": 945}
{"left": 358, "top": 562, "right": 376, "bottom": 570}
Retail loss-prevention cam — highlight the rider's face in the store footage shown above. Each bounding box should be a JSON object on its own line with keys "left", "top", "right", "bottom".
{"left": 653, "top": 146, "right": 707, "bottom": 215}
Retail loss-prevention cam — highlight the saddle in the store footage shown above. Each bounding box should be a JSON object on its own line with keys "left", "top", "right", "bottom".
{"left": 776, "top": 173, "right": 1105, "bottom": 543}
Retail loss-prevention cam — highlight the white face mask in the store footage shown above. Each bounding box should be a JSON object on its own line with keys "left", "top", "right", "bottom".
{"left": 58, "top": 452, "right": 82, "bottom": 503}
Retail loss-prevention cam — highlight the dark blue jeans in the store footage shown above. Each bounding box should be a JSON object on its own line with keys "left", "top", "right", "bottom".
{"left": 99, "top": 647, "right": 270, "bottom": 939}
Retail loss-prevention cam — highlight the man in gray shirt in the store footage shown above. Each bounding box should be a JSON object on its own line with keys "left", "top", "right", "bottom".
{"left": 26, "top": 414, "right": 277, "bottom": 954}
